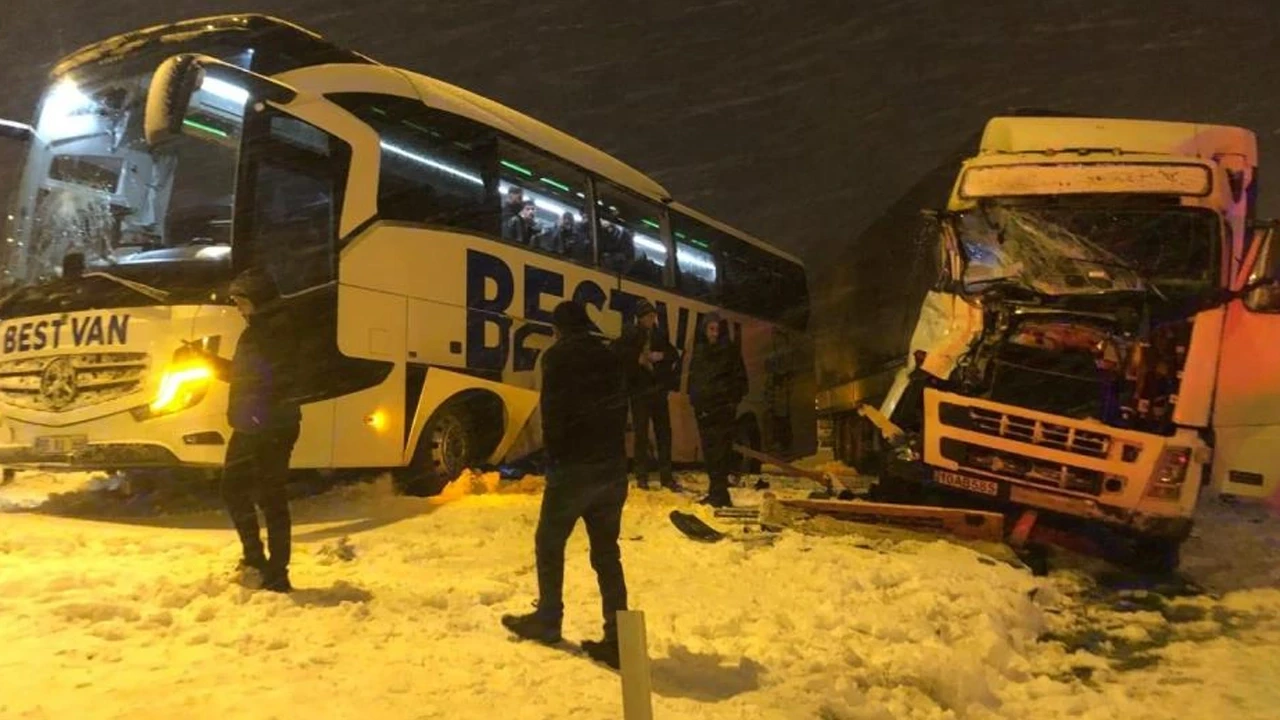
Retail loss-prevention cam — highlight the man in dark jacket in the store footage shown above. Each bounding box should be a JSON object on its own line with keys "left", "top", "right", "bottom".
{"left": 189, "top": 267, "right": 302, "bottom": 592}
{"left": 611, "top": 299, "right": 681, "bottom": 491}
{"left": 502, "top": 300, "right": 630, "bottom": 669}
{"left": 688, "top": 313, "right": 748, "bottom": 508}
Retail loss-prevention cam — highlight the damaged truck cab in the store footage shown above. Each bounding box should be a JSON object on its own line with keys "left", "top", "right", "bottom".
{"left": 874, "top": 116, "right": 1280, "bottom": 566}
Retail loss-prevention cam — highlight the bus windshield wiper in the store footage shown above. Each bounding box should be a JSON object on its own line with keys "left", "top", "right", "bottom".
{"left": 81, "top": 271, "right": 171, "bottom": 303}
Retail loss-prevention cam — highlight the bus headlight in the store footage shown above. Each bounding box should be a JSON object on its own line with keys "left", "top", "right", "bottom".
{"left": 148, "top": 361, "right": 213, "bottom": 416}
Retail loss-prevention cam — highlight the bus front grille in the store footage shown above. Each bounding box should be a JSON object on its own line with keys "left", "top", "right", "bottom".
{"left": 0, "top": 352, "right": 150, "bottom": 412}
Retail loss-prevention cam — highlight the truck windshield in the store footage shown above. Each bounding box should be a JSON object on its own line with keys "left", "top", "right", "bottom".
{"left": 955, "top": 205, "right": 1220, "bottom": 299}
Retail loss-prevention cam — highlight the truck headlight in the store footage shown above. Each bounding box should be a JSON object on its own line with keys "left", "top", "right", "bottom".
{"left": 1146, "top": 446, "right": 1192, "bottom": 500}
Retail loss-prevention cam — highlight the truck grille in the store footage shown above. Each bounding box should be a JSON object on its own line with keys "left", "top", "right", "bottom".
{"left": 940, "top": 402, "right": 1113, "bottom": 460}
{"left": 0, "top": 352, "right": 150, "bottom": 412}
{"left": 939, "top": 438, "right": 1105, "bottom": 495}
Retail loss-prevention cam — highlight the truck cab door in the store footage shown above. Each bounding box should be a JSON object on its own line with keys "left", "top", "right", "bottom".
{"left": 1210, "top": 222, "right": 1280, "bottom": 498}
{"left": 879, "top": 211, "right": 983, "bottom": 424}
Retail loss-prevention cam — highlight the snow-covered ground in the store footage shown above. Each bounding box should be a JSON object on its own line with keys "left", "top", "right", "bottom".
{"left": 2, "top": 466, "right": 1279, "bottom": 720}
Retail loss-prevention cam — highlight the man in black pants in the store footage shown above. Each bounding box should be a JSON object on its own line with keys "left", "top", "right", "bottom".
{"left": 689, "top": 313, "right": 748, "bottom": 508}
{"left": 191, "top": 268, "right": 302, "bottom": 592}
{"left": 502, "top": 300, "right": 631, "bottom": 669}
{"left": 612, "top": 299, "right": 681, "bottom": 491}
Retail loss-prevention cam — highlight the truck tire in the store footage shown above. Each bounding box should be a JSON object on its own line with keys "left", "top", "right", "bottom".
{"left": 1132, "top": 537, "right": 1182, "bottom": 575}
{"left": 731, "top": 415, "right": 762, "bottom": 475}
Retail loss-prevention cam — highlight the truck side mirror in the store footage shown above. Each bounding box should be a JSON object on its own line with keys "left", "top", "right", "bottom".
{"left": 1241, "top": 224, "right": 1280, "bottom": 313}
{"left": 0, "top": 119, "right": 34, "bottom": 143}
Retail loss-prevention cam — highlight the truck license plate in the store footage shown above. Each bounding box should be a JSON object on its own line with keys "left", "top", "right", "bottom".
{"left": 933, "top": 470, "right": 1000, "bottom": 497}
{"left": 34, "top": 435, "right": 88, "bottom": 455}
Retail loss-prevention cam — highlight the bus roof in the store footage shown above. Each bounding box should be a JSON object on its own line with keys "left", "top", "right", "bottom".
{"left": 666, "top": 201, "right": 802, "bottom": 265}
{"left": 281, "top": 63, "right": 679, "bottom": 205}
{"left": 52, "top": 14, "right": 376, "bottom": 78}
{"left": 979, "top": 116, "right": 1258, "bottom": 164}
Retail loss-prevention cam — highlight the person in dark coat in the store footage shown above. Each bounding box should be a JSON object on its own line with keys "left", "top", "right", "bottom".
{"left": 502, "top": 300, "right": 631, "bottom": 669}
{"left": 688, "top": 312, "right": 748, "bottom": 508}
{"left": 611, "top": 298, "right": 681, "bottom": 491}
{"left": 188, "top": 267, "right": 302, "bottom": 592}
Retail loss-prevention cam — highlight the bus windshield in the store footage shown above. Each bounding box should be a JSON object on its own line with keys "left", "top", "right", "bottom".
{"left": 955, "top": 204, "right": 1221, "bottom": 300}
{"left": 0, "top": 15, "right": 375, "bottom": 313}
{"left": 3, "top": 53, "right": 243, "bottom": 307}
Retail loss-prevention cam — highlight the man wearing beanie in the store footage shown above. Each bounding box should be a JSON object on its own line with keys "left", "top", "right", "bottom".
{"left": 502, "top": 300, "right": 631, "bottom": 669}
{"left": 611, "top": 298, "right": 681, "bottom": 491}
{"left": 688, "top": 312, "right": 748, "bottom": 508}
{"left": 187, "top": 266, "right": 302, "bottom": 592}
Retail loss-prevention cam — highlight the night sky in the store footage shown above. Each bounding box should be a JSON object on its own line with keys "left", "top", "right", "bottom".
{"left": 2, "top": 0, "right": 1278, "bottom": 264}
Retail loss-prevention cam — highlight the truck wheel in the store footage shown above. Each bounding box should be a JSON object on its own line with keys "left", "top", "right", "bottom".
{"left": 1132, "top": 537, "right": 1182, "bottom": 575}
{"left": 394, "top": 401, "right": 480, "bottom": 496}
{"left": 849, "top": 413, "right": 883, "bottom": 477}
{"left": 731, "top": 415, "right": 762, "bottom": 475}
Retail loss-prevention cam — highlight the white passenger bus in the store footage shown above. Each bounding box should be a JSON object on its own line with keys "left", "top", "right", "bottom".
{"left": 0, "top": 15, "right": 814, "bottom": 489}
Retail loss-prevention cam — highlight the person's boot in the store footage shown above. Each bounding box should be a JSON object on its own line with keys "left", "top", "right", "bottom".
{"left": 697, "top": 492, "right": 732, "bottom": 508}
{"left": 501, "top": 610, "right": 562, "bottom": 644}
{"left": 660, "top": 474, "right": 683, "bottom": 492}
{"left": 581, "top": 636, "right": 621, "bottom": 670}
{"left": 634, "top": 475, "right": 652, "bottom": 491}
{"left": 261, "top": 563, "right": 292, "bottom": 593}
{"left": 236, "top": 550, "right": 268, "bottom": 575}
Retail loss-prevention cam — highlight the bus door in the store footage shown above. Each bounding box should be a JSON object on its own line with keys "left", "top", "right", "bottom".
{"left": 1211, "top": 222, "right": 1280, "bottom": 498}
{"left": 145, "top": 54, "right": 393, "bottom": 469}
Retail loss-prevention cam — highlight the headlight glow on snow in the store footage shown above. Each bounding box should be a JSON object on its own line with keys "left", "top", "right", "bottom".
{"left": 149, "top": 362, "right": 213, "bottom": 415}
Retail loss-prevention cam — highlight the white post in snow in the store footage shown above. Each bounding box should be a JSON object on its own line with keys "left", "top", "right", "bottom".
{"left": 616, "top": 610, "right": 654, "bottom": 720}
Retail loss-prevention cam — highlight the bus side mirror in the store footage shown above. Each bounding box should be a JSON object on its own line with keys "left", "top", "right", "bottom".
{"left": 145, "top": 54, "right": 205, "bottom": 147}
{"left": 0, "top": 119, "right": 34, "bottom": 143}
{"left": 144, "top": 53, "right": 298, "bottom": 147}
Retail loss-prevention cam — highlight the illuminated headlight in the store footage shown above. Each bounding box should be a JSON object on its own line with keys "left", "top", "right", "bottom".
{"left": 134, "top": 354, "right": 213, "bottom": 420}
{"left": 1146, "top": 446, "right": 1192, "bottom": 500}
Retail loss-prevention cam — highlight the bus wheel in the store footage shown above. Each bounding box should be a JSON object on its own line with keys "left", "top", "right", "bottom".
{"left": 730, "top": 415, "right": 762, "bottom": 475}
{"left": 395, "top": 396, "right": 500, "bottom": 497}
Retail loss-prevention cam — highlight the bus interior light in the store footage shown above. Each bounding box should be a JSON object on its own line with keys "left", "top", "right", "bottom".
{"left": 199, "top": 76, "right": 249, "bottom": 106}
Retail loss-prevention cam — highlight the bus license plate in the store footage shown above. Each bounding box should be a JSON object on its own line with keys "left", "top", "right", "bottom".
{"left": 933, "top": 470, "right": 999, "bottom": 497}
{"left": 34, "top": 435, "right": 88, "bottom": 456}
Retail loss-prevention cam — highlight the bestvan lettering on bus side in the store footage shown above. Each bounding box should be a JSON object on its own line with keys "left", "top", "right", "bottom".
{"left": 463, "top": 249, "right": 737, "bottom": 382}
{"left": 1, "top": 314, "right": 131, "bottom": 354}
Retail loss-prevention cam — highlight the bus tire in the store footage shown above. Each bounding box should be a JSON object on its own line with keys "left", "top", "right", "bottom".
{"left": 395, "top": 395, "right": 501, "bottom": 497}
{"left": 731, "top": 414, "right": 762, "bottom": 475}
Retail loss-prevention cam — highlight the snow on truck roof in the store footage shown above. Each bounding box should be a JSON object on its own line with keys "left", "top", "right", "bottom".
{"left": 979, "top": 116, "right": 1258, "bottom": 162}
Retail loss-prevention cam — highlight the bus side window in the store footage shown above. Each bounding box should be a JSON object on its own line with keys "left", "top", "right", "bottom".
{"left": 496, "top": 141, "right": 591, "bottom": 265}
{"left": 592, "top": 183, "right": 667, "bottom": 286}
{"left": 327, "top": 93, "right": 497, "bottom": 238}
{"left": 241, "top": 112, "right": 351, "bottom": 295}
{"left": 670, "top": 213, "right": 719, "bottom": 301}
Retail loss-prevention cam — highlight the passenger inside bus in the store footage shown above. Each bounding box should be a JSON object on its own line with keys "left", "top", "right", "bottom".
{"left": 503, "top": 200, "right": 543, "bottom": 246}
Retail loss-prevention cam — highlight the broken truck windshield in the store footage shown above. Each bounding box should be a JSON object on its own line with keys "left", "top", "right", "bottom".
{"left": 954, "top": 205, "right": 1220, "bottom": 299}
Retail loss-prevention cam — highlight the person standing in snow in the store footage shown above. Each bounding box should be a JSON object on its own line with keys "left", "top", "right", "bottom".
{"left": 502, "top": 300, "right": 631, "bottom": 669}
{"left": 688, "top": 313, "right": 748, "bottom": 508}
{"left": 187, "top": 267, "right": 302, "bottom": 592}
{"left": 611, "top": 298, "right": 682, "bottom": 491}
